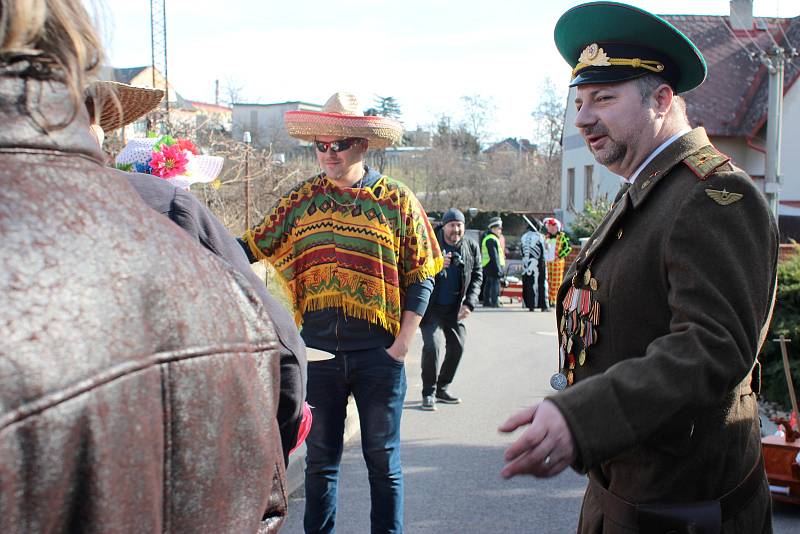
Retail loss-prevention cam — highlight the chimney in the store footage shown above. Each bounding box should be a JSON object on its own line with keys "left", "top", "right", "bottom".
{"left": 730, "top": 0, "right": 753, "bottom": 31}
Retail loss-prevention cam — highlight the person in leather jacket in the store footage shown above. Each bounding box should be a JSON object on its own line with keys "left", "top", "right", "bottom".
{"left": 420, "top": 208, "right": 483, "bottom": 410}
{"left": 0, "top": 1, "right": 287, "bottom": 531}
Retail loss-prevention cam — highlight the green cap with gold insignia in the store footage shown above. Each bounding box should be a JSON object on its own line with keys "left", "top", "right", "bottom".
{"left": 554, "top": 1, "right": 707, "bottom": 94}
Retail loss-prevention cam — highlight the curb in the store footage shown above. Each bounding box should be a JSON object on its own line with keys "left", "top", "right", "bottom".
{"left": 286, "top": 395, "right": 361, "bottom": 496}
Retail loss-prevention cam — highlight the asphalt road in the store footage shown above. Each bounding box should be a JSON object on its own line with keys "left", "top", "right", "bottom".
{"left": 280, "top": 304, "right": 800, "bottom": 533}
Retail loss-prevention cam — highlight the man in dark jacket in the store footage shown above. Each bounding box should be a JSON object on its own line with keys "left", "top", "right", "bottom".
{"left": 500, "top": 3, "right": 776, "bottom": 533}
{"left": 420, "top": 208, "right": 482, "bottom": 410}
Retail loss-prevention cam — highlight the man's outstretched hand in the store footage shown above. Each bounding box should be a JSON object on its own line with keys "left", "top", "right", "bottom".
{"left": 499, "top": 400, "right": 576, "bottom": 479}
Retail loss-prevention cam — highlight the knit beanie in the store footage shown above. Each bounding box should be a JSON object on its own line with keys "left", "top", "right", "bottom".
{"left": 441, "top": 208, "right": 465, "bottom": 225}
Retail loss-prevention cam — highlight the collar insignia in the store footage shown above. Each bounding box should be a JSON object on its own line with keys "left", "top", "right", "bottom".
{"left": 705, "top": 188, "right": 743, "bottom": 206}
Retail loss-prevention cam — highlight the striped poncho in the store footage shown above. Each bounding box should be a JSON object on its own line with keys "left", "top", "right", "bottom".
{"left": 244, "top": 173, "right": 443, "bottom": 336}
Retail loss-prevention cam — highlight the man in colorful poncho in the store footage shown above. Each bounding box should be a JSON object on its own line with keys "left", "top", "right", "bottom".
{"left": 241, "top": 92, "right": 442, "bottom": 534}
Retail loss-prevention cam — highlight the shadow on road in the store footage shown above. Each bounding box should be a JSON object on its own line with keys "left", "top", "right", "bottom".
{"left": 282, "top": 440, "right": 586, "bottom": 534}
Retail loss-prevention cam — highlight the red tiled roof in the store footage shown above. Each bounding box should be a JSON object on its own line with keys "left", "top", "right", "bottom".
{"left": 661, "top": 15, "right": 800, "bottom": 138}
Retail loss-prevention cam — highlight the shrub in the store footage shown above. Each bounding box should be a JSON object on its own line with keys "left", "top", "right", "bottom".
{"left": 759, "top": 245, "right": 800, "bottom": 410}
{"left": 568, "top": 194, "right": 611, "bottom": 241}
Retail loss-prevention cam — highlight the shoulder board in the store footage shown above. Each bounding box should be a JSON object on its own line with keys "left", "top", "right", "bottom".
{"left": 683, "top": 146, "right": 732, "bottom": 181}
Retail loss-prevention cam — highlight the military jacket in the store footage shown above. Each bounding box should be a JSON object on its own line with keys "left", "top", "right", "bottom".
{"left": 547, "top": 128, "right": 777, "bottom": 533}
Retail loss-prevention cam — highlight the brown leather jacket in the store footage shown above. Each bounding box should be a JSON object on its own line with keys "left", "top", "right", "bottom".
{"left": 0, "top": 66, "right": 287, "bottom": 532}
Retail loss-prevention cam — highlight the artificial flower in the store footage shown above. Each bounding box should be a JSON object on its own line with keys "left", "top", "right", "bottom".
{"left": 177, "top": 139, "right": 199, "bottom": 155}
{"left": 149, "top": 144, "right": 189, "bottom": 179}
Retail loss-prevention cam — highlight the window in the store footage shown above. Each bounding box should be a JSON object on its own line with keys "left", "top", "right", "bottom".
{"left": 584, "top": 165, "right": 594, "bottom": 201}
{"left": 567, "top": 168, "right": 575, "bottom": 210}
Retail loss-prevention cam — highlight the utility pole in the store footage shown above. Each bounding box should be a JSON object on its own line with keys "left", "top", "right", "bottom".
{"left": 243, "top": 131, "right": 252, "bottom": 230}
{"left": 150, "top": 0, "right": 169, "bottom": 129}
{"left": 215, "top": 79, "right": 219, "bottom": 106}
{"left": 762, "top": 45, "right": 785, "bottom": 219}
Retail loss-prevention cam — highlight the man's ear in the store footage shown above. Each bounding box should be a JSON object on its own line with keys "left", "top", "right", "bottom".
{"left": 652, "top": 84, "right": 675, "bottom": 116}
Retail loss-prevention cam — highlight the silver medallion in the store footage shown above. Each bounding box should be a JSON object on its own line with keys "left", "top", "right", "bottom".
{"left": 550, "top": 372, "right": 568, "bottom": 391}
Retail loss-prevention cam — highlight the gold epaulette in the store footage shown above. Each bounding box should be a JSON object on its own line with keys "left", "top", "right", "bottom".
{"left": 683, "top": 146, "right": 732, "bottom": 180}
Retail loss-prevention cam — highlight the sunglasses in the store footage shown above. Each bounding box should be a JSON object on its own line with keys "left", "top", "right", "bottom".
{"left": 314, "top": 138, "right": 362, "bottom": 153}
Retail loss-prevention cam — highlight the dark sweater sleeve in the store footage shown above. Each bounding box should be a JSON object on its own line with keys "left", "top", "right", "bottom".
{"left": 403, "top": 277, "right": 434, "bottom": 316}
{"left": 464, "top": 239, "right": 483, "bottom": 310}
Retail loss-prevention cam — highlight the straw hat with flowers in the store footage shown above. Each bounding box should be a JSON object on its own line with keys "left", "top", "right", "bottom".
{"left": 284, "top": 92, "right": 404, "bottom": 149}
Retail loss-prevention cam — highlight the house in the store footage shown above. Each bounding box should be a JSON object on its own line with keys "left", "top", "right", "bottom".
{"left": 485, "top": 137, "right": 538, "bottom": 155}
{"left": 97, "top": 66, "right": 226, "bottom": 138}
{"left": 559, "top": 1, "right": 800, "bottom": 239}
{"left": 185, "top": 100, "right": 233, "bottom": 133}
{"left": 232, "top": 101, "right": 322, "bottom": 153}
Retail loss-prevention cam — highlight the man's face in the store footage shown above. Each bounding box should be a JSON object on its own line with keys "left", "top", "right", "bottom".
{"left": 443, "top": 221, "right": 464, "bottom": 246}
{"left": 546, "top": 221, "right": 558, "bottom": 235}
{"left": 573, "top": 80, "right": 654, "bottom": 173}
{"left": 491, "top": 225, "right": 502, "bottom": 236}
{"left": 314, "top": 136, "right": 367, "bottom": 180}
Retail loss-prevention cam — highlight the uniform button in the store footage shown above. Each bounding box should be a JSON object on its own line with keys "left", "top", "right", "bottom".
{"left": 641, "top": 179, "right": 651, "bottom": 189}
{"left": 617, "top": 228, "right": 623, "bottom": 239}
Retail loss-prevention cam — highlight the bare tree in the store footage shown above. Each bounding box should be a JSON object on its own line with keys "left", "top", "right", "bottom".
{"left": 531, "top": 77, "right": 566, "bottom": 161}
{"left": 222, "top": 77, "right": 246, "bottom": 106}
{"left": 460, "top": 94, "right": 496, "bottom": 146}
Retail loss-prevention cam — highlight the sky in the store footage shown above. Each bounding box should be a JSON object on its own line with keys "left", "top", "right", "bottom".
{"left": 96, "top": 0, "right": 799, "bottom": 144}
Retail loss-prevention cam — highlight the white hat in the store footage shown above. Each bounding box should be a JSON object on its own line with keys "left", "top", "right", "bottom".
{"left": 115, "top": 136, "right": 224, "bottom": 190}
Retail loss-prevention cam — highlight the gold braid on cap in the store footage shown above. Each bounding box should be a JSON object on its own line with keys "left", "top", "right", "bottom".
{"left": 572, "top": 43, "right": 664, "bottom": 79}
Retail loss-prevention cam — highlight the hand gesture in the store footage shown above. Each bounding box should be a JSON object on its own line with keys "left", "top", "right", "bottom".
{"left": 499, "top": 400, "right": 576, "bottom": 479}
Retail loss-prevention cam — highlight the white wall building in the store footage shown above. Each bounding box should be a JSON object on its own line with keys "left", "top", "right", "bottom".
{"left": 232, "top": 101, "right": 322, "bottom": 152}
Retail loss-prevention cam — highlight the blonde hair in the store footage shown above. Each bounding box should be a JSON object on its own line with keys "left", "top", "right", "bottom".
{"left": 1, "top": 0, "right": 104, "bottom": 126}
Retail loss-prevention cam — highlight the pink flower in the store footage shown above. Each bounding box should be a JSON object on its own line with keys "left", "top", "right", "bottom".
{"left": 149, "top": 144, "right": 189, "bottom": 179}
{"left": 177, "top": 139, "right": 199, "bottom": 155}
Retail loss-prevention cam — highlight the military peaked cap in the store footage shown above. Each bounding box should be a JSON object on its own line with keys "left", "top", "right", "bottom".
{"left": 554, "top": 1, "right": 707, "bottom": 93}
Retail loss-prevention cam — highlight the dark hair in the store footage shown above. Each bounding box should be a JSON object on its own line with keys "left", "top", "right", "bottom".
{"left": 634, "top": 73, "right": 688, "bottom": 122}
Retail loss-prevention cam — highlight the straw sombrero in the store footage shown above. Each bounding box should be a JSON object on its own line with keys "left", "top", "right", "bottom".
{"left": 284, "top": 92, "right": 404, "bottom": 149}
{"left": 86, "top": 81, "right": 165, "bottom": 132}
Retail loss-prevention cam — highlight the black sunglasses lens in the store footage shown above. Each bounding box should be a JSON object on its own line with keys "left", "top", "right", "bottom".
{"left": 315, "top": 141, "right": 329, "bottom": 152}
{"left": 330, "top": 139, "right": 353, "bottom": 152}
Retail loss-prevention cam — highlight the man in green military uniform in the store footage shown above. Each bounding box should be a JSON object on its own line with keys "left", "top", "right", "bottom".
{"left": 500, "top": 3, "right": 777, "bottom": 533}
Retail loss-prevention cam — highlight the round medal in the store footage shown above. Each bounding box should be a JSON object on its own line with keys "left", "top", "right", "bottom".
{"left": 550, "top": 372, "right": 568, "bottom": 391}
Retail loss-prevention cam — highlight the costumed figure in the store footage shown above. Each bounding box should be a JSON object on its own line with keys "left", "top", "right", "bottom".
{"left": 543, "top": 217, "right": 571, "bottom": 307}
{"left": 240, "top": 92, "right": 442, "bottom": 534}
{"left": 500, "top": 4, "right": 777, "bottom": 534}
{"left": 521, "top": 225, "right": 548, "bottom": 311}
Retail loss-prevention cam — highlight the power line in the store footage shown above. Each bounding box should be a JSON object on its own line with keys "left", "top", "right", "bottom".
{"left": 729, "top": 9, "right": 769, "bottom": 57}
{"left": 722, "top": 18, "right": 759, "bottom": 61}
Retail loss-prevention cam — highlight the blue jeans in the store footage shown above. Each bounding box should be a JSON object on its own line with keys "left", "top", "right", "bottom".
{"left": 303, "top": 346, "right": 406, "bottom": 534}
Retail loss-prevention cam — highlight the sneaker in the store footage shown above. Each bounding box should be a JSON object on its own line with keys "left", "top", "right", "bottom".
{"left": 435, "top": 390, "right": 462, "bottom": 404}
{"left": 421, "top": 395, "right": 437, "bottom": 411}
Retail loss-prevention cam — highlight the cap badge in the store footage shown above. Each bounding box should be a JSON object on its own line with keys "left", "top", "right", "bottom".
{"left": 579, "top": 43, "right": 611, "bottom": 67}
